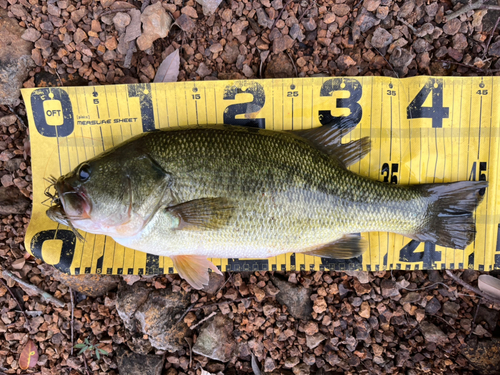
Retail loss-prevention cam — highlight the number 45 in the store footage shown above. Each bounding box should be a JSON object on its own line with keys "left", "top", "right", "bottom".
{"left": 407, "top": 78, "right": 449, "bottom": 128}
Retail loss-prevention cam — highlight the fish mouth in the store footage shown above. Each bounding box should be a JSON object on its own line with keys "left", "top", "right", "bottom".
{"left": 55, "top": 179, "right": 91, "bottom": 220}
{"left": 45, "top": 176, "right": 90, "bottom": 241}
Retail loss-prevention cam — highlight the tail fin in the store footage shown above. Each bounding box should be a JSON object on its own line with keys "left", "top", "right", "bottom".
{"left": 410, "top": 181, "right": 488, "bottom": 250}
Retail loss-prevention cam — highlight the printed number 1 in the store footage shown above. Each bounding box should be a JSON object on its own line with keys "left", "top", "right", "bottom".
{"left": 407, "top": 78, "right": 449, "bottom": 128}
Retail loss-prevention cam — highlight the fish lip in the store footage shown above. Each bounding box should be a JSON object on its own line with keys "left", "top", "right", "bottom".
{"left": 55, "top": 179, "right": 91, "bottom": 219}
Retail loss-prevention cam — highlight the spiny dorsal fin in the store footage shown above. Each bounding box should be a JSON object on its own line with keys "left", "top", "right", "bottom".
{"left": 303, "top": 234, "right": 367, "bottom": 259}
{"left": 167, "top": 197, "right": 235, "bottom": 231}
{"left": 292, "top": 126, "right": 371, "bottom": 168}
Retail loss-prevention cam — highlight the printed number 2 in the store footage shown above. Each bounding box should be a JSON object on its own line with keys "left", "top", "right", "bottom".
{"left": 223, "top": 82, "right": 266, "bottom": 128}
{"left": 407, "top": 78, "right": 449, "bottom": 128}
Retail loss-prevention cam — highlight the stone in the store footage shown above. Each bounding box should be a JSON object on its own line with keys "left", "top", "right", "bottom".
{"left": 306, "top": 332, "right": 326, "bottom": 349}
{"left": 264, "top": 357, "right": 277, "bottom": 372}
{"left": 195, "top": 0, "right": 223, "bottom": 16}
{"left": 401, "top": 292, "right": 421, "bottom": 304}
{"left": 52, "top": 269, "right": 120, "bottom": 297}
{"left": 332, "top": 4, "right": 351, "bottom": 17}
{"left": 273, "top": 35, "right": 294, "bottom": 53}
{"left": 232, "top": 20, "right": 248, "bottom": 36}
{"left": 462, "top": 338, "right": 500, "bottom": 374}
{"left": 359, "top": 301, "right": 371, "bottom": 318}
{"left": 271, "top": 275, "right": 312, "bottom": 320}
{"left": 412, "top": 38, "right": 433, "bottom": 54}
{"left": 0, "top": 186, "right": 30, "bottom": 215}
{"left": 324, "top": 13, "right": 335, "bottom": 24}
{"left": 136, "top": 3, "right": 172, "bottom": 51}
{"left": 448, "top": 48, "right": 464, "bottom": 62}
{"left": 242, "top": 64, "right": 254, "bottom": 78}
{"left": 398, "top": 1, "right": 415, "bottom": 18}
{"left": 221, "top": 40, "right": 239, "bottom": 64}
{"left": 443, "top": 302, "right": 460, "bottom": 318}
{"left": 0, "top": 8, "right": 35, "bottom": 106}
{"left": 202, "top": 272, "right": 225, "bottom": 294}
{"left": 452, "top": 33, "right": 468, "bottom": 50}
{"left": 352, "top": 8, "right": 380, "bottom": 40}
{"left": 475, "top": 306, "right": 500, "bottom": 332}
{"left": 389, "top": 47, "right": 414, "bottom": 73}
{"left": 256, "top": 8, "right": 273, "bottom": 29}
{"left": 345, "top": 270, "right": 370, "bottom": 284}
{"left": 209, "top": 43, "right": 223, "bottom": 54}
{"left": 115, "top": 346, "right": 164, "bottom": 375}
{"left": 192, "top": 314, "right": 237, "bottom": 362}
{"left": 134, "top": 288, "right": 190, "bottom": 352}
{"left": 290, "top": 23, "right": 305, "bottom": 42}
{"left": 364, "top": 0, "right": 380, "bottom": 12}
{"left": 443, "top": 19, "right": 461, "bottom": 35}
{"left": 113, "top": 12, "right": 131, "bottom": 33}
{"left": 116, "top": 282, "right": 151, "bottom": 331}
{"left": 425, "top": 297, "right": 441, "bottom": 315}
{"left": 303, "top": 321, "right": 318, "bottom": 335}
{"left": 196, "top": 62, "right": 212, "bottom": 78}
{"left": 264, "top": 52, "right": 294, "bottom": 78}
{"left": 284, "top": 356, "right": 300, "bottom": 368}
{"left": 21, "top": 28, "right": 41, "bottom": 42}
{"left": 376, "top": 6, "right": 389, "bottom": 19}
{"left": 175, "top": 14, "right": 195, "bottom": 33}
{"left": 488, "top": 41, "right": 500, "bottom": 57}
{"left": 420, "top": 321, "right": 448, "bottom": 343}
{"left": 302, "top": 17, "right": 316, "bottom": 31}
{"left": 292, "top": 363, "right": 310, "bottom": 375}
{"left": 474, "top": 324, "right": 489, "bottom": 336}
{"left": 380, "top": 279, "right": 400, "bottom": 298}
{"left": 181, "top": 6, "right": 198, "bottom": 18}
{"left": 371, "top": 27, "right": 393, "bottom": 49}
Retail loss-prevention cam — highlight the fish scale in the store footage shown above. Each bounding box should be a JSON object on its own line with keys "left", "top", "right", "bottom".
{"left": 48, "top": 124, "right": 487, "bottom": 288}
{"left": 115, "top": 126, "right": 429, "bottom": 258}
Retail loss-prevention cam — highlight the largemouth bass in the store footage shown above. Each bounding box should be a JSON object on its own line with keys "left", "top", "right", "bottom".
{"left": 46, "top": 124, "right": 487, "bottom": 289}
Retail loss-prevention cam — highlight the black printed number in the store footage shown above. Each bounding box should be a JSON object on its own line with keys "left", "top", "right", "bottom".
{"left": 287, "top": 91, "right": 299, "bottom": 97}
{"left": 128, "top": 83, "right": 155, "bottom": 132}
{"left": 407, "top": 78, "right": 449, "bottom": 128}
{"left": 192, "top": 94, "right": 201, "bottom": 100}
{"left": 381, "top": 163, "right": 398, "bottom": 184}
{"left": 469, "top": 161, "right": 487, "bottom": 196}
{"left": 387, "top": 90, "right": 396, "bottom": 96}
{"left": 319, "top": 78, "right": 362, "bottom": 127}
{"left": 223, "top": 82, "right": 266, "bottom": 128}
{"left": 30, "top": 230, "right": 77, "bottom": 274}
{"left": 476, "top": 90, "right": 488, "bottom": 95}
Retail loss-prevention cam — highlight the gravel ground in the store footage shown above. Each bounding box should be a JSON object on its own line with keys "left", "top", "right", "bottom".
{"left": 1, "top": 0, "right": 500, "bottom": 374}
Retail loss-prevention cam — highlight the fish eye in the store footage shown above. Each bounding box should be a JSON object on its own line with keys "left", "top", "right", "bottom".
{"left": 78, "top": 164, "right": 91, "bottom": 182}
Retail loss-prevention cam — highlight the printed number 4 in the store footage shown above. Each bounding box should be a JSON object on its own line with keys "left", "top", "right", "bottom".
{"left": 407, "top": 78, "right": 449, "bottom": 128}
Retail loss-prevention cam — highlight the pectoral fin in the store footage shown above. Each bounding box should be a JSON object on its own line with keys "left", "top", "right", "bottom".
{"left": 167, "top": 197, "right": 235, "bottom": 230}
{"left": 303, "top": 235, "right": 367, "bottom": 259}
{"left": 171, "top": 255, "right": 223, "bottom": 290}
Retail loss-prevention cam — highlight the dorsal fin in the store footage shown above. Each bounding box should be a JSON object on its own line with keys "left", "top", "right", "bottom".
{"left": 292, "top": 125, "right": 371, "bottom": 168}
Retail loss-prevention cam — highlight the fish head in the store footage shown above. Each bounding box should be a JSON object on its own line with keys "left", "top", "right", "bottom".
{"left": 47, "top": 153, "right": 145, "bottom": 238}
{"left": 46, "top": 141, "right": 172, "bottom": 240}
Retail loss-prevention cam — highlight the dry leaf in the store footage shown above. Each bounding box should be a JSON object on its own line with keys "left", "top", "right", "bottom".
{"left": 251, "top": 352, "right": 262, "bottom": 375}
{"left": 154, "top": 49, "right": 180, "bottom": 83}
{"left": 478, "top": 275, "right": 500, "bottom": 299}
{"left": 11, "top": 258, "right": 25, "bottom": 270}
{"left": 19, "top": 340, "right": 38, "bottom": 370}
{"left": 195, "top": 0, "right": 223, "bottom": 15}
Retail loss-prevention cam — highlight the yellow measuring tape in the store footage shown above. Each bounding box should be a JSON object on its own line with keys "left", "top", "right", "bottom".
{"left": 21, "top": 76, "right": 500, "bottom": 275}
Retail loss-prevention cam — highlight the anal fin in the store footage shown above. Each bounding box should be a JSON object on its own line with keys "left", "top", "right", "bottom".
{"left": 171, "top": 255, "right": 223, "bottom": 290}
{"left": 303, "top": 235, "right": 367, "bottom": 259}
